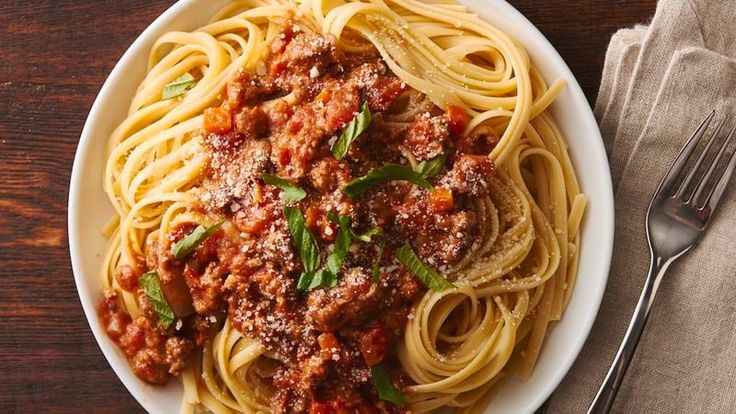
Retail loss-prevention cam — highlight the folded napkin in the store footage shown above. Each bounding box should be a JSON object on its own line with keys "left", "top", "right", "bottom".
{"left": 547, "top": 1, "right": 736, "bottom": 412}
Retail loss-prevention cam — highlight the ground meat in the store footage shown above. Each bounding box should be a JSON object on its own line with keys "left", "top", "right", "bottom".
{"left": 395, "top": 187, "right": 480, "bottom": 265}
{"left": 444, "top": 154, "right": 495, "bottom": 197}
{"left": 274, "top": 31, "right": 345, "bottom": 87}
{"left": 306, "top": 267, "right": 382, "bottom": 332}
{"left": 204, "top": 138, "right": 271, "bottom": 210}
{"left": 353, "top": 62, "right": 409, "bottom": 112}
{"left": 234, "top": 106, "right": 269, "bottom": 139}
{"left": 104, "top": 19, "right": 496, "bottom": 413}
{"left": 403, "top": 113, "right": 450, "bottom": 162}
{"left": 270, "top": 79, "right": 360, "bottom": 182}
{"left": 100, "top": 290, "right": 194, "bottom": 384}
{"left": 184, "top": 262, "right": 227, "bottom": 314}
{"left": 226, "top": 70, "right": 276, "bottom": 107}
{"left": 114, "top": 264, "right": 140, "bottom": 292}
{"left": 413, "top": 210, "right": 478, "bottom": 265}
{"left": 310, "top": 157, "right": 352, "bottom": 192}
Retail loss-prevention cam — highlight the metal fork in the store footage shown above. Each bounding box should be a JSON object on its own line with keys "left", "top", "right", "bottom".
{"left": 587, "top": 111, "right": 736, "bottom": 414}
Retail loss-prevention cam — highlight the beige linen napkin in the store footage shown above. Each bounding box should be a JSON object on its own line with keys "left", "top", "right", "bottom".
{"left": 608, "top": 0, "right": 736, "bottom": 186}
{"left": 546, "top": 1, "right": 736, "bottom": 413}
{"left": 596, "top": 27, "right": 646, "bottom": 155}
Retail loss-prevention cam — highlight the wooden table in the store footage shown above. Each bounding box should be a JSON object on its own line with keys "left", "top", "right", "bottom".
{"left": 0, "top": 1, "right": 655, "bottom": 412}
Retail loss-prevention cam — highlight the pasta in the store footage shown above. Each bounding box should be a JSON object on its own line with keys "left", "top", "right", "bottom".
{"left": 98, "top": 0, "right": 587, "bottom": 412}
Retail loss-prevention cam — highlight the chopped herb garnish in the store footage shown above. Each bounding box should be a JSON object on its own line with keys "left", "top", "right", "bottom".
{"left": 261, "top": 174, "right": 307, "bottom": 202}
{"left": 352, "top": 226, "right": 383, "bottom": 243}
{"left": 415, "top": 153, "right": 447, "bottom": 178}
{"left": 343, "top": 163, "right": 432, "bottom": 197}
{"left": 172, "top": 221, "right": 224, "bottom": 259}
{"left": 139, "top": 272, "right": 176, "bottom": 328}
{"left": 327, "top": 213, "right": 385, "bottom": 282}
{"left": 372, "top": 237, "right": 386, "bottom": 282}
{"left": 162, "top": 73, "right": 197, "bottom": 100}
{"left": 284, "top": 206, "right": 321, "bottom": 278}
{"left": 395, "top": 244, "right": 455, "bottom": 291}
{"left": 331, "top": 102, "right": 372, "bottom": 160}
{"left": 371, "top": 362, "right": 407, "bottom": 407}
{"left": 326, "top": 215, "right": 352, "bottom": 276}
{"left": 297, "top": 269, "right": 337, "bottom": 291}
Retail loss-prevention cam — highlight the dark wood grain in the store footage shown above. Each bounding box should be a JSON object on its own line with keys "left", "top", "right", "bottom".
{"left": 0, "top": 1, "right": 654, "bottom": 412}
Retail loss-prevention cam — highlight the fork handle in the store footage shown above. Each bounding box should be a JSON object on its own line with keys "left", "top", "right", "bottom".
{"left": 587, "top": 255, "right": 673, "bottom": 414}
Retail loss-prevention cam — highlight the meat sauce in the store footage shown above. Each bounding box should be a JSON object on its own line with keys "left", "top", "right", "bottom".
{"left": 101, "top": 15, "right": 496, "bottom": 413}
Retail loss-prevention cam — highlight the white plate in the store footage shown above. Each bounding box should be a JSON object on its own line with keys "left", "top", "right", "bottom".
{"left": 68, "top": 1, "right": 614, "bottom": 412}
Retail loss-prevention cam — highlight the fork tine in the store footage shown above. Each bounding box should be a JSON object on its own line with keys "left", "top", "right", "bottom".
{"left": 701, "top": 130, "right": 736, "bottom": 214}
{"left": 692, "top": 124, "right": 736, "bottom": 205}
{"left": 676, "top": 117, "right": 727, "bottom": 200}
{"left": 657, "top": 111, "right": 715, "bottom": 197}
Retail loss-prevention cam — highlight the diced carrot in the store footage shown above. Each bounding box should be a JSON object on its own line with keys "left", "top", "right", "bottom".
{"left": 203, "top": 107, "right": 232, "bottom": 134}
{"left": 318, "top": 332, "right": 340, "bottom": 361}
{"left": 429, "top": 187, "right": 454, "bottom": 213}
{"left": 305, "top": 206, "right": 320, "bottom": 230}
{"left": 316, "top": 88, "right": 332, "bottom": 104}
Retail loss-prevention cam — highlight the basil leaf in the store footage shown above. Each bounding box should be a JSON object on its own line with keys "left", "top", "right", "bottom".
{"left": 352, "top": 226, "right": 383, "bottom": 243}
{"left": 309, "top": 270, "right": 334, "bottom": 290}
{"left": 415, "top": 153, "right": 447, "bottom": 178}
{"left": 326, "top": 215, "right": 352, "bottom": 276}
{"left": 296, "top": 271, "right": 314, "bottom": 291}
{"left": 332, "top": 102, "right": 372, "bottom": 160}
{"left": 139, "top": 272, "right": 176, "bottom": 328}
{"left": 172, "top": 221, "right": 224, "bottom": 259}
{"left": 284, "top": 206, "right": 320, "bottom": 275}
{"left": 162, "top": 73, "right": 196, "bottom": 100}
{"left": 371, "top": 362, "right": 406, "bottom": 407}
{"left": 372, "top": 237, "right": 386, "bottom": 282}
{"left": 301, "top": 269, "right": 338, "bottom": 291}
{"left": 344, "top": 164, "right": 432, "bottom": 197}
{"left": 395, "top": 244, "right": 455, "bottom": 291}
{"left": 326, "top": 213, "right": 384, "bottom": 281}
{"left": 261, "top": 174, "right": 307, "bottom": 202}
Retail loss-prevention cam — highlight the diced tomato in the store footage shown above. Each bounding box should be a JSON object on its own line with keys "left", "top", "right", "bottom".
{"left": 278, "top": 148, "right": 291, "bottom": 168}
{"left": 446, "top": 104, "right": 468, "bottom": 137}
{"left": 359, "top": 326, "right": 388, "bottom": 367}
{"left": 204, "top": 107, "right": 233, "bottom": 134}
{"left": 429, "top": 187, "right": 455, "bottom": 213}
{"left": 270, "top": 61, "right": 287, "bottom": 77}
{"left": 365, "top": 77, "right": 409, "bottom": 112}
{"left": 288, "top": 111, "right": 305, "bottom": 134}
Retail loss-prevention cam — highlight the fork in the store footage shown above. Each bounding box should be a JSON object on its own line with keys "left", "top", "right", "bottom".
{"left": 587, "top": 111, "right": 736, "bottom": 414}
